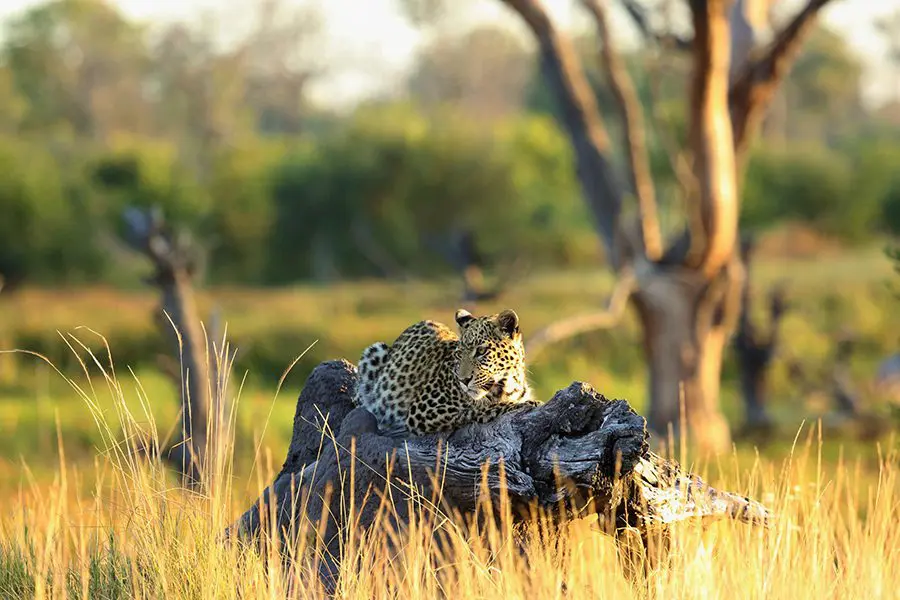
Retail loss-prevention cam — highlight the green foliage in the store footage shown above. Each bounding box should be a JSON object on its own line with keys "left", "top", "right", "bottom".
{"left": 206, "top": 140, "right": 285, "bottom": 283}
{"left": 0, "top": 0, "right": 897, "bottom": 285}
{"left": 267, "top": 106, "right": 594, "bottom": 281}
{"left": 741, "top": 143, "right": 882, "bottom": 241}
{"left": 0, "top": 136, "right": 105, "bottom": 283}
{"left": 90, "top": 137, "right": 211, "bottom": 228}
{"left": 0, "top": 534, "right": 134, "bottom": 599}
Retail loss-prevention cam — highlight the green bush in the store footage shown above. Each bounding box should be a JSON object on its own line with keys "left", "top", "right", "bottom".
{"left": 266, "top": 106, "right": 595, "bottom": 282}
{"left": 90, "top": 137, "right": 211, "bottom": 230}
{"left": 206, "top": 140, "right": 286, "bottom": 283}
{"left": 741, "top": 143, "right": 881, "bottom": 241}
{"left": 0, "top": 136, "right": 105, "bottom": 283}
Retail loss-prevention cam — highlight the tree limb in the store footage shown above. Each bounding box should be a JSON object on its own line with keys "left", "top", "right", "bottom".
{"left": 729, "top": 0, "right": 834, "bottom": 163}
{"left": 500, "top": 0, "right": 631, "bottom": 269}
{"left": 526, "top": 268, "right": 637, "bottom": 359}
{"left": 620, "top": 0, "right": 692, "bottom": 50}
{"left": 581, "top": 0, "right": 662, "bottom": 261}
{"left": 686, "top": 0, "right": 739, "bottom": 279}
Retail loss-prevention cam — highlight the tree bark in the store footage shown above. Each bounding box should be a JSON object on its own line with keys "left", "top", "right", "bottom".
{"left": 228, "top": 361, "right": 771, "bottom": 590}
{"left": 630, "top": 260, "right": 742, "bottom": 450}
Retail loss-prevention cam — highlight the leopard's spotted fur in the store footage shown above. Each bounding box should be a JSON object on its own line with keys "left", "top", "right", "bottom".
{"left": 354, "top": 309, "right": 538, "bottom": 435}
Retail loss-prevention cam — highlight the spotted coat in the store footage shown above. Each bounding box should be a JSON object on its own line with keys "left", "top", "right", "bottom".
{"left": 353, "top": 309, "right": 538, "bottom": 435}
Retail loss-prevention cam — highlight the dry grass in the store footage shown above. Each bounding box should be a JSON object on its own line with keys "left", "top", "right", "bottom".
{"left": 1, "top": 336, "right": 898, "bottom": 599}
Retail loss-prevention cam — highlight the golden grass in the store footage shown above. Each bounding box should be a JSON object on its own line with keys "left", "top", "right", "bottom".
{"left": 1, "top": 336, "right": 898, "bottom": 599}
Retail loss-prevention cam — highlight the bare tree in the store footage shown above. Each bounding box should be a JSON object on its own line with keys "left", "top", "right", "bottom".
{"left": 121, "top": 207, "right": 223, "bottom": 487}
{"left": 425, "top": 228, "right": 527, "bottom": 306}
{"left": 500, "top": 0, "right": 833, "bottom": 452}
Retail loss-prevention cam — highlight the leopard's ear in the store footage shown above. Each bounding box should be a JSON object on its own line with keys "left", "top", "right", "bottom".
{"left": 496, "top": 309, "right": 519, "bottom": 337}
{"left": 455, "top": 309, "right": 475, "bottom": 328}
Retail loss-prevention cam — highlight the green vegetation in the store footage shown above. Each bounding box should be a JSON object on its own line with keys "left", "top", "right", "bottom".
{"left": 0, "top": 1, "right": 898, "bottom": 285}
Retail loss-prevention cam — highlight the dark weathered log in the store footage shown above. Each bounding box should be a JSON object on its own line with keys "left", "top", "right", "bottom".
{"left": 228, "top": 361, "right": 772, "bottom": 587}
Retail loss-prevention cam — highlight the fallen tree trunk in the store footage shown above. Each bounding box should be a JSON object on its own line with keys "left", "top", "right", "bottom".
{"left": 228, "top": 360, "right": 771, "bottom": 588}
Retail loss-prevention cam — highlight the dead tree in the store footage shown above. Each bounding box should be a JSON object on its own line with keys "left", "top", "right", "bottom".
{"left": 121, "top": 207, "right": 221, "bottom": 488}
{"left": 228, "top": 360, "right": 771, "bottom": 590}
{"left": 499, "top": 0, "right": 834, "bottom": 452}
{"left": 733, "top": 235, "right": 788, "bottom": 436}
{"left": 425, "top": 228, "right": 526, "bottom": 306}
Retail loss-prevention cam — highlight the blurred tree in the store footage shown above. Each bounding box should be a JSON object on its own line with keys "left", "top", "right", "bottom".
{"left": 498, "top": 0, "right": 835, "bottom": 453}
{"left": 875, "top": 10, "right": 900, "bottom": 105}
{"left": 241, "top": 0, "right": 322, "bottom": 135}
{"left": 146, "top": 0, "right": 320, "bottom": 176}
{"left": 2, "top": 0, "right": 150, "bottom": 140}
{"left": 91, "top": 137, "right": 211, "bottom": 228}
{"left": 780, "top": 25, "right": 864, "bottom": 142}
{"left": 0, "top": 66, "right": 26, "bottom": 134}
{"left": 206, "top": 139, "right": 285, "bottom": 282}
{"left": 0, "top": 136, "right": 96, "bottom": 283}
{"left": 408, "top": 25, "right": 532, "bottom": 121}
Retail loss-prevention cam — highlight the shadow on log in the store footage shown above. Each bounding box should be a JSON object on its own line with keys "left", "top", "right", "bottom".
{"left": 228, "top": 361, "right": 772, "bottom": 590}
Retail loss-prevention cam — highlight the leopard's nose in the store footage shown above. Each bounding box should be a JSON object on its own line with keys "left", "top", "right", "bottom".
{"left": 459, "top": 375, "right": 472, "bottom": 385}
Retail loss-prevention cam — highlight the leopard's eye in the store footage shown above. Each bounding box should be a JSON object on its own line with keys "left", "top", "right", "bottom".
{"left": 473, "top": 345, "right": 488, "bottom": 359}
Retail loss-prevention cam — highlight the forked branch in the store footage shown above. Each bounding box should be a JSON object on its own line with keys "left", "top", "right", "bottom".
{"left": 526, "top": 268, "right": 637, "bottom": 359}
{"left": 729, "top": 0, "right": 835, "bottom": 162}
{"left": 581, "top": 0, "right": 662, "bottom": 261}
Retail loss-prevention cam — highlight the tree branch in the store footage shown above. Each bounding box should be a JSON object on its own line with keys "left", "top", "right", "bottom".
{"left": 581, "top": 0, "right": 662, "bottom": 261}
{"left": 500, "top": 0, "right": 632, "bottom": 269}
{"left": 526, "top": 268, "right": 637, "bottom": 359}
{"left": 620, "top": 0, "right": 692, "bottom": 50}
{"left": 686, "top": 0, "right": 739, "bottom": 279}
{"left": 729, "top": 0, "right": 834, "bottom": 163}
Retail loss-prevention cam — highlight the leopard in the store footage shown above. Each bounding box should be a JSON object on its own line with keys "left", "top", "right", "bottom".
{"left": 353, "top": 308, "right": 539, "bottom": 435}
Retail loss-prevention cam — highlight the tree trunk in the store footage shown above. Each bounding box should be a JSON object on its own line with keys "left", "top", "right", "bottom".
{"left": 733, "top": 237, "right": 786, "bottom": 436}
{"left": 227, "top": 360, "right": 771, "bottom": 591}
{"left": 157, "top": 270, "right": 215, "bottom": 486}
{"left": 121, "top": 207, "right": 217, "bottom": 488}
{"left": 632, "top": 263, "right": 741, "bottom": 452}
{"left": 739, "top": 364, "right": 771, "bottom": 430}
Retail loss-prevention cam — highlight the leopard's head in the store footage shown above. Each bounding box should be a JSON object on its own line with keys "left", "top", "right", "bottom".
{"left": 454, "top": 308, "right": 526, "bottom": 402}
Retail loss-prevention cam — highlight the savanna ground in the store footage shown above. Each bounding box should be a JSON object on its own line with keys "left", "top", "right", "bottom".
{"left": 0, "top": 241, "right": 898, "bottom": 598}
